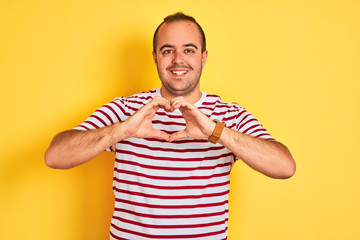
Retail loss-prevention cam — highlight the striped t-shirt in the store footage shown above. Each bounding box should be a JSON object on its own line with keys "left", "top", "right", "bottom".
{"left": 75, "top": 88, "right": 274, "bottom": 240}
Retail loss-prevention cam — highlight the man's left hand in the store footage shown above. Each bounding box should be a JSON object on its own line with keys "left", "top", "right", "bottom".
{"left": 169, "top": 97, "right": 215, "bottom": 142}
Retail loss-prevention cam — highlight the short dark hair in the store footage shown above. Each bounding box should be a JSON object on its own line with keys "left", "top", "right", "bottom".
{"left": 153, "top": 12, "right": 206, "bottom": 53}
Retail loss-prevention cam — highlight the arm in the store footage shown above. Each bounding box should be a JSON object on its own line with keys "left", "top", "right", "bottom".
{"left": 219, "top": 128, "right": 295, "bottom": 179}
{"left": 45, "top": 124, "right": 123, "bottom": 169}
{"left": 169, "top": 97, "right": 296, "bottom": 179}
{"left": 45, "top": 96, "right": 172, "bottom": 169}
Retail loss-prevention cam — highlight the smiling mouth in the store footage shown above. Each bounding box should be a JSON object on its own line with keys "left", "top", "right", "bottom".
{"left": 171, "top": 70, "right": 188, "bottom": 76}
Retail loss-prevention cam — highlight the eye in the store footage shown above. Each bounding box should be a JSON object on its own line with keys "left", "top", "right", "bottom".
{"left": 185, "top": 49, "right": 195, "bottom": 54}
{"left": 162, "top": 49, "right": 173, "bottom": 54}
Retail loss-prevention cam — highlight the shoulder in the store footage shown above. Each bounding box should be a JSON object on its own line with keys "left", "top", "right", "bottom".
{"left": 201, "top": 92, "right": 245, "bottom": 113}
{"left": 200, "top": 92, "right": 251, "bottom": 127}
{"left": 111, "top": 88, "right": 158, "bottom": 107}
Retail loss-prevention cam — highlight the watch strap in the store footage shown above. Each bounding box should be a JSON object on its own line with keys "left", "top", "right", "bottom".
{"left": 208, "top": 120, "right": 225, "bottom": 144}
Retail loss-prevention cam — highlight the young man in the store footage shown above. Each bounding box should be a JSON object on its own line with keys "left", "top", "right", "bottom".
{"left": 45, "top": 12, "right": 295, "bottom": 240}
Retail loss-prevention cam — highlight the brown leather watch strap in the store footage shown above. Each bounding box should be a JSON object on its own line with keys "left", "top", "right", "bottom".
{"left": 208, "top": 120, "right": 225, "bottom": 144}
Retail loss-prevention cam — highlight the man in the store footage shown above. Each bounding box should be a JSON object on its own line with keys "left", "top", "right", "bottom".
{"left": 45, "top": 12, "right": 295, "bottom": 240}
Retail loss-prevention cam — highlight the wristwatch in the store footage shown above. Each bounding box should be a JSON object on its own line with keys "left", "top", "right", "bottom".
{"left": 208, "top": 119, "right": 225, "bottom": 144}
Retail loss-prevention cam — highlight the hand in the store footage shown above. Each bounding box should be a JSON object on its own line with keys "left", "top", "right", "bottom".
{"left": 169, "top": 97, "right": 215, "bottom": 142}
{"left": 121, "top": 96, "right": 173, "bottom": 141}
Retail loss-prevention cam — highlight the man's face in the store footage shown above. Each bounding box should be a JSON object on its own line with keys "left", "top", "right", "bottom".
{"left": 153, "top": 20, "right": 208, "bottom": 98}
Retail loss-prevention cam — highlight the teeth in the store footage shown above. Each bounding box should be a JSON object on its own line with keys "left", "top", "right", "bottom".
{"left": 172, "top": 71, "right": 187, "bottom": 75}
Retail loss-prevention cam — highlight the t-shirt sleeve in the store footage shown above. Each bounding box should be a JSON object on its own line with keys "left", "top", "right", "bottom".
{"left": 74, "top": 97, "right": 128, "bottom": 131}
{"left": 227, "top": 103, "right": 275, "bottom": 141}
{"left": 73, "top": 97, "right": 130, "bottom": 151}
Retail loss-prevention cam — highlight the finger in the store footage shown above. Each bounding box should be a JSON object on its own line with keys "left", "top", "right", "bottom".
{"left": 163, "top": 102, "right": 174, "bottom": 112}
{"left": 169, "top": 130, "right": 187, "bottom": 142}
{"left": 151, "top": 129, "right": 170, "bottom": 141}
{"left": 151, "top": 97, "right": 175, "bottom": 112}
{"left": 171, "top": 99, "right": 190, "bottom": 110}
{"left": 150, "top": 96, "right": 175, "bottom": 112}
{"left": 170, "top": 97, "right": 186, "bottom": 107}
{"left": 150, "top": 97, "right": 169, "bottom": 108}
{"left": 137, "top": 98, "right": 167, "bottom": 117}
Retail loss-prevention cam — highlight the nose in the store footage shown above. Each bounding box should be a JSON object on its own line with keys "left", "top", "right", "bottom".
{"left": 172, "top": 51, "right": 184, "bottom": 64}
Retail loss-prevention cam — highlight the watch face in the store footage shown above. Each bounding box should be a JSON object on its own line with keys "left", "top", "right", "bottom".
{"left": 213, "top": 119, "right": 226, "bottom": 126}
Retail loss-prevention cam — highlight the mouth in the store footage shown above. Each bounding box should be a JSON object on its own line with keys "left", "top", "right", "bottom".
{"left": 168, "top": 66, "right": 191, "bottom": 77}
{"left": 170, "top": 70, "right": 188, "bottom": 76}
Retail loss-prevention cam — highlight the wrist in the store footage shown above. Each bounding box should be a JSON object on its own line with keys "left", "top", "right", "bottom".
{"left": 110, "top": 122, "right": 127, "bottom": 142}
{"left": 208, "top": 120, "right": 226, "bottom": 144}
{"left": 206, "top": 120, "right": 217, "bottom": 137}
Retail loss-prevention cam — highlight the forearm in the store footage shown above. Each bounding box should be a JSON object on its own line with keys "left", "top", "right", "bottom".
{"left": 45, "top": 122, "right": 124, "bottom": 169}
{"left": 219, "top": 127, "right": 296, "bottom": 179}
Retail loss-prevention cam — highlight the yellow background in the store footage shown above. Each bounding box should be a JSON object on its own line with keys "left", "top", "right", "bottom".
{"left": 1, "top": 0, "right": 359, "bottom": 239}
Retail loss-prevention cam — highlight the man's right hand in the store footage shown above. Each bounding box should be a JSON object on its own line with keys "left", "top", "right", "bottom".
{"left": 120, "top": 96, "right": 172, "bottom": 141}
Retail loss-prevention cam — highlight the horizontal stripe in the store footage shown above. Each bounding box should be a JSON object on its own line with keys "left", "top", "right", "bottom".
{"left": 205, "top": 94, "right": 219, "bottom": 98}
{"left": 76, "top": 125, "right": 89, "bottom": 130}
{"left": 201, "top": 100, "right": 222, "bottom": 105}
{"left": 249, "top": 128, "right": 268, "bottom": 135}
{"left": 112, "top": 215, "right": 228, "bottom": 229}
{"left": 108, "top": 101, "right": 131, "bottom": 118}
{"left": 242, "top": 124, "right": 262, "bottom": 135}
{"left": 103, "top": 104, "right": 122, "bottom": 122}
{"left": 96, "top": 109, "right": 114, "bottom": 124}
{"left": 83, "top": 120, "right": 99, "bottom": 129}
{"left": 114, "top": 207, "right": 228, "bottom": 219}
{"left": 110, "top": 231, "right": 128, "bottom": 240}
{"left": 257, "top": 133, "right": 275, "bottom": 139}
{"left": 156, "top": 111, "right": 185, "bottom": 118}
{"left": 126, "top": 99, "right": 144, "bottom": 105}
{"left": 143, "top": 137, "right": 209, "bottom": 144}
{"left": 114, "top": 168, "right": 230, "bottom": 181}
{"left": 113, "top": 187, "right": 230, "bottom": 200}
{"left": 199, "top": 106, "right": 234, "bottom": 112}
{"left": 115, "top": 158, "right": 231, "bottom": 171}
{"left": 114, "top": 177, "right": 230, "bottom": 190}
{"left": 152, "top": 119, "right": 186, "bottom": 126}
{"left": 223, "top": 110, "right": 247, "bottom": 122}
{"left": 89, "top": 114, "right": 107, "bottom": 127}
{"left": 111, "top": 223, "right": 227, "bottom": 239}
{"left": 237, "top": 115, "right": 255, "bottom": 129}
{"left": 126, "top": 104, "right": 142, "bottom": 112}
{"left": 227, "top": 122, "right": 237, "bottom": 129}
{"left": 120, "top": 140, "right": 225, "bottom": 153}
{"left": 116, "top": 149, "right": 233, "bottom": 162}
{"left": 114, "top": 197, "right": 228, "bottom": 209}
{"left": 199, "top": 103, "right": 231, "bottom": 109}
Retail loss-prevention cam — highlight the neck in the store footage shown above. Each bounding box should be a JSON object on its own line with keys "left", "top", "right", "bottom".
{"left": 160, "top": 87, "right": 202, "bottom": 104}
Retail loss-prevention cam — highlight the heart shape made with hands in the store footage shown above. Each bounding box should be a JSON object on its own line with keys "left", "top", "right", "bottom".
{"left": 124, "top": 96, "right": 215, "bottom": 142}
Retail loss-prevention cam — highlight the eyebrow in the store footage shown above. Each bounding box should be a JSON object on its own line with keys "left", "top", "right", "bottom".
{"left": 159, "top": 44, "right": 173, "bottom": 52}
{"left": 159, "top": 43, "right": 198, "bottom": 52}
{"left": 184, "top": 44, "right": 198, "bottom": 49}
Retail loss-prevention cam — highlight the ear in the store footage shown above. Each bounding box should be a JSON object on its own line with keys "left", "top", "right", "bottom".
{"left": 201, "top": 50, "right": 208, "bottom": 68}
{"left": 152, "top": 51, "right": 158, "bottom": 65}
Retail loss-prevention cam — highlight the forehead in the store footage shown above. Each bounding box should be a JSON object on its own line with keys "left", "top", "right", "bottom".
{"left": 156, "top": 20, "right": 202, "bottom": 49}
